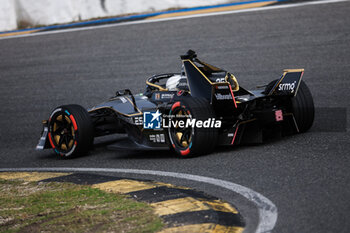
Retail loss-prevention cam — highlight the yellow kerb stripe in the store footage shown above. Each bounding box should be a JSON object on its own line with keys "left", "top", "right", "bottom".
{"left": 92, "top": 179, "right": 159, "bottom": 193}
{"left": 0, "top": 172, "right": 71, "bottom": 182}
{"left": 151, "top": 197, "right": 210, "bottom": 216}
{"left": 92, "top": 180, "right": 191, "bottom": 194}
{"left": 158, "top": 223, "right": 244, "bottom": 233}
{"left": 148, "top": 1, "right": 276, "bottom": 20}
{"left": 201, "top": 199, "right": 238, "bottom": 214}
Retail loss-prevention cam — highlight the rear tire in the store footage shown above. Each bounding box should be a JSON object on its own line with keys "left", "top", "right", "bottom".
{"left": 291, "top": 81, "right": 314, "bottom": 132}
{"left": 168, "top": 98, "right": 218, "bottom": 157}
{"left": 48, "top": 104, "right": 94, "bottom": 158}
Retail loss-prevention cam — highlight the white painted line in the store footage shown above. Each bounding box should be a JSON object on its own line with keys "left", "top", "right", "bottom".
{"left": 0, "top": 0, "right": 348, "bottom": 41}
{"left": 0, "top": 167, "right": 277, "bottom": 233}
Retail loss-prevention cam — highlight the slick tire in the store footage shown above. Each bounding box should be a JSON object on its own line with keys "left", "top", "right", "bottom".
{"left": 48, "top": 104, "right": 94, "bottom": 158}
{"left": 291, "top": 81, "right": 315, "bottom": 132}
{"left": 168, "top": 98, "right": 218, "bottom": 158}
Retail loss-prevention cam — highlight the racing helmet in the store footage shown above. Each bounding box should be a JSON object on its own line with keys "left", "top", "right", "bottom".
{"left": 166, "top": 75, "right": 182, "bottom": 91}
{"left": 166, "top": 74, "right": 189, "bottom": 91}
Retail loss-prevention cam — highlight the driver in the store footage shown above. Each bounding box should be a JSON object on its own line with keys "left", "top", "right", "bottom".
{"left": 166, "top": 74, "right": 189, "bottom": 91}
{"left": 166, "top": 66, "right": 189, "bottom": 91}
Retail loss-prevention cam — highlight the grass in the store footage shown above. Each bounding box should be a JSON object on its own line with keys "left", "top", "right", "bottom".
{"left": 0, "top": 179, "right": 163, "bottom": 233}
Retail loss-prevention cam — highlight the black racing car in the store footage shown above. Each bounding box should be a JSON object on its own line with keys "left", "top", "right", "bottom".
{"left": 36, "top": 50, "right": 314, "bottom": 158}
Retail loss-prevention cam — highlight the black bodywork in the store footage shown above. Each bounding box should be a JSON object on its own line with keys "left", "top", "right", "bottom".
{"left": 37, "top": 50, "right": 307, "bottom": 155}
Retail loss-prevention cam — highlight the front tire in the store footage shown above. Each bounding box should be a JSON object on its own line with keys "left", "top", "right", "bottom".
{"left": 48, "top": 104, "right": 94, "bottom": 158}
{"left": 168, "top": 98, "right": 218, "bottom": 157}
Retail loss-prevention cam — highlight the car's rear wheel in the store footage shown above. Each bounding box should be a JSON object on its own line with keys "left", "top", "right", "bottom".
{"left": 264, "top": 79, "right": 314, "bottom": 133}
{"left": 291, "top": 81, "right": 315, "bottom": 132}
{"left": 168, "top": 98, "right": 218, "bottom": 157}
{"left": 48, "top": 104, "right": 94, "bottom": 158}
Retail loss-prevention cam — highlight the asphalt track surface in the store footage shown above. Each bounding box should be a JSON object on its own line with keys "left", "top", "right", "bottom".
{"left": 0, "top": 1, "right": 349, "bottom": 232}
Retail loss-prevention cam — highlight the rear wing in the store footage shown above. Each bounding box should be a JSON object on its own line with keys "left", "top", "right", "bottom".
{"left": 268, "top": 69, "right": 304, "bottom": 96}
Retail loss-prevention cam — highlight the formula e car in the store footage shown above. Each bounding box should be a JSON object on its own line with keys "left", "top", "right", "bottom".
{"left": 36, "top": 50, "right": 314, "bottom": 158}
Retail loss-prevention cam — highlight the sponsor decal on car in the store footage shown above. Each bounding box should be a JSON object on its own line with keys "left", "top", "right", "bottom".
{"left": 149, "top": 134, "right": 165, "bottom": 143}
{"left": 161, "top": 93, "right": 174, "bottom": 99}
{"left": 215, "top": 93, "right": 233, "bottom": 100}
{"left": 278, "top": 81, "right": 297, "bottom": 92}
{"left": 215, "top": 85, "right": 229, "bottom": 89}
{"left": 154, "top": 93, "right": 174, "bottom": 100}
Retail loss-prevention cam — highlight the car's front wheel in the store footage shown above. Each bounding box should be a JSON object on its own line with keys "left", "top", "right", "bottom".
{"left": 168, "top": 98, "right": 218, "bottom": 157}
{"left": 48, "top": 104, "right": 94, "bottom": 158}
